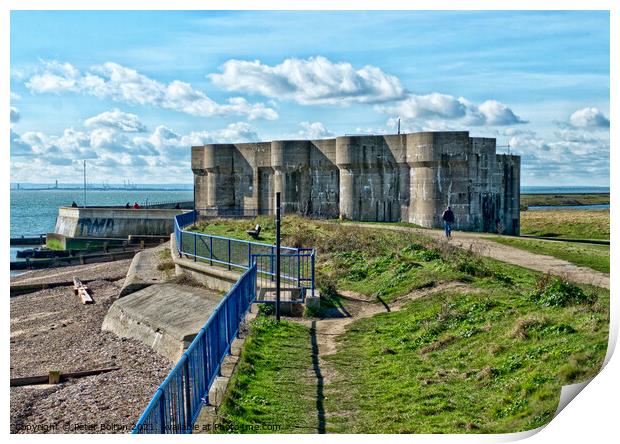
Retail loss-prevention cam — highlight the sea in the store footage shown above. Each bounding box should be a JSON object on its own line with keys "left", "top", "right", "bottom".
{"left": 10, "top": 188, "right": 193, "bottom": 265}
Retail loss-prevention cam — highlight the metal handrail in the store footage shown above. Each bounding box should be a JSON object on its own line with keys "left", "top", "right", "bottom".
{"left": 174, "top": 211, "right": 315, "bottom": 296}
{"left": 132, "top": 263, "right": 257, "bottom": 434}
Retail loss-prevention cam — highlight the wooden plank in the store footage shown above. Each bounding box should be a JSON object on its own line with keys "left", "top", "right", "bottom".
{"left": 11, "top": 367, "right": 120, "bottom": 387}
{"left": 73, "top": 277, "right": 94, "bottom": 304}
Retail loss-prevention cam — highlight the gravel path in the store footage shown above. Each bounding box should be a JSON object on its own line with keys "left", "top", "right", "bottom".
{"left": 10, "top": 263, "right": 172, "bottom": 434}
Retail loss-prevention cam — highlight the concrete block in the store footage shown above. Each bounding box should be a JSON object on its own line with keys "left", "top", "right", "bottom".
{"left": 220, "top": 355, "right": 239, "bottom": 377}
{"left": 305, "top": 295, "right": 320, "bottom": 311}
{"left": 230, "top": 338, "right": 245, "bottom": 356}
{"left": 193, "top": 405, "right": 217, "bottom": 434}
{"left": 119, "top": 243, "right": 171, "bottom": 297}
{"left": 208, "top": 376, "right": 230, "bottom": 407}
{"left": 102, "top": 283, "right": 224, "bottom": 361}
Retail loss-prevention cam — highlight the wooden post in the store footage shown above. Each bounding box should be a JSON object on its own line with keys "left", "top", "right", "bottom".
{"left": 48, "top": 371, "right": 61, "bottom": 384}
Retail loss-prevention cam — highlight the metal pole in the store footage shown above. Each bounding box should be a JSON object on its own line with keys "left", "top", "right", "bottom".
{"left": 193, "top": 178, "right": 196, "bottom": 225}
{"left": 275, "top": 192, "right": 281, "bottom": 322}
{"left": 83, "top": 160, "right": 86, "bottom": 208}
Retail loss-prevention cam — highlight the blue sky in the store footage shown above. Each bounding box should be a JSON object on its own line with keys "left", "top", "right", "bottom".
{"left": 10, "top": 10, "right": 610, "bottom": 185}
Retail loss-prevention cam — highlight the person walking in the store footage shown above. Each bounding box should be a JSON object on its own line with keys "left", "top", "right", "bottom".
{"left": 442, "top": 206, "right": 455, "bottom": 239}
{"left": 133, "top": 201, "right": 140, "bottom": 209}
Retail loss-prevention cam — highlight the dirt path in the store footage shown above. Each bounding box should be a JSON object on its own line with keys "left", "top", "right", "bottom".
{"left": 294, "top": 282, "right": 472, "bottom": 432}
{"left": 345, "top": 223, "right": 610, "bottom": 289}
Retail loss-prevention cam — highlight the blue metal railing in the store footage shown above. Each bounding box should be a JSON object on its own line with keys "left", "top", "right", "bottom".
{"left": 132, "top": 263, "right": 257, "bottom": 434}
{"left": 174, "top": 211, "right": 315, "bottom": 300}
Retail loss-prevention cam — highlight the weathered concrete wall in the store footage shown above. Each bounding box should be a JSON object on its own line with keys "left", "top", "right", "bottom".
{"left": 54, "top": 207, "right": 189, "bottom": 238}
{"left": 191, "top": 131, "right": 520, "bottom": 234}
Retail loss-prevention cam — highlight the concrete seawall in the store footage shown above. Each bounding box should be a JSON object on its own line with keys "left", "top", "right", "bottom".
{"left": 54, "top": 207, "right": 189, "bottom": 238}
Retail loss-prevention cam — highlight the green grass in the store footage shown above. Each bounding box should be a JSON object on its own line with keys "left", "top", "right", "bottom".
{"left": 190, "top": 216, "right": 278, "bottom": 244}
{"left": 216, "top": 317, "right": 318, "bottom": 433}
{"left": 488, "top": 237, "right": 610, "bottom": 274}
{"left": 45, "top": 238, "right": 64, "bottom": 250}
{"left": 324, "top": 277, "right": 608, "bottom": 433}
{"left": 520, "top": 209, "right": 609, "bottom": 240}
{"left": 206, "top": 217, "right": 609, "bottom": 434}
{"left": 521, "top": 193, "right": 609, "bottom": 208}
{"left": 216, "top": 261, "right": 609, "bottom": 433}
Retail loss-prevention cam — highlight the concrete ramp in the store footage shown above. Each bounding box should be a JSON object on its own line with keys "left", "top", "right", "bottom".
{"left": 102, "top": 283, "right": 224, "bottom": 361}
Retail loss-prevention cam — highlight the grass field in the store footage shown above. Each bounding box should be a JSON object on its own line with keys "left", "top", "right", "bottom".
{"left": 325, "top": 276, "right": 608, "bottom": 433}
{"left": 191, "top": 216, "right": 453, "bottom": 303}
{"left": 521, "top": 193, "right": 609, "bottom": 208}
{"left": 210, "top": 219, "right": 609, "bottom": 434}
{"left": 519, "top": 209, "right": 609, "bottom": 240}
{"left": 489, "top": 237, "right": 610, "bottom": 274}
{"left": 216, "top": 317, "right": 317, "bottom": 433}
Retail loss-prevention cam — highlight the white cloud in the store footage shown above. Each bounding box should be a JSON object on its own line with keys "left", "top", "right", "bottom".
{"left": 298, "top": 122, "right": 334, "bottom": 139}
{"left": 10, "top": 129, "right": 33, "bottom": 156}
{"left": 25, "top": 61, "right": 81, "bottom": 93}
{"left": 568, "top": 107, "right": 609, "bottom": 129}
{"left": 10, "top": 107, "right": 20, "bottom": 123}
{"left": 477, "top": 100, "right": 528, "bottom": 125}
{"left": 84, "top": 109, "right": 147, "bottom": 132}
{"left": 209, "top": 56, "right": 407, "bottom": 105}
{"left": 26, "top": 60, "right": 278, "bottom": 121}
{"left": 11, "top": 91, "right": 21, "bottom": 101}
{"left": 138, "top": 122, "right": 261, "bottom": 160}
{"left": 379, "top": 93, "right": 466, "bottom": 120}
{"left": 10, "top": 119, "right": 261, "bottom": 182}
{"left": 378, "top": 94, "right": 526, "bottom": 126}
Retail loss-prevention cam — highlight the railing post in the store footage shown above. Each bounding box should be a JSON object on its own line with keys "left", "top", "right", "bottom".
{"left": 209, "top": 236, "right": 213, "bottom": 266}
{"left": 297, "top": 253, "right": 301, "bottom": 289}
{"left": 311, "top": 252, "right": 315, "bottom": 296}
{"left": 179, "top": 230, "right": 183, "bottom": 258}
{"left": 248, "top": 243, "right": 251, "bottom": 268}
{"left": 159, "top": 390, "right": 166, "bottom": 434}
{"left": 228, "top": 239, "right": 231, "bottom": 270}
{"left": 193, "top": 233, "right": 197, "bottom": 262}
{"left": 270, "top": 246, "right": 274, "bottom": 282}
{"left": 183, "top": 359, "right": 191, "bottom": 432}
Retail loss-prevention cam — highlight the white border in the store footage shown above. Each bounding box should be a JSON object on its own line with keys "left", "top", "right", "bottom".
{"left": 3, "top": 2, "right": 616, "bottom": 443}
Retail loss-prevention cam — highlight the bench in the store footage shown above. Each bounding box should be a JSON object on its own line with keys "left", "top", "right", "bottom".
{"left": 246, "top": 224, "right": 261, "bottom": 239}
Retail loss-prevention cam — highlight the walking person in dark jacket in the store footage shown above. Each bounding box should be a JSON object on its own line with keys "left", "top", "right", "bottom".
{"left": 442, "top": 206, "right": 455, "bottom": 239}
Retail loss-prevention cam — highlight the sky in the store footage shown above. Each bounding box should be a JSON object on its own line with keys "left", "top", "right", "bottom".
{"left": 9, "top": 10, "right": 610, "bottom": 186}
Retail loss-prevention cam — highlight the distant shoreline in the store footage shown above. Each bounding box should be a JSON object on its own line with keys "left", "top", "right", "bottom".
{"left": 11, "top": 187, "right": 192, "bottom": 192}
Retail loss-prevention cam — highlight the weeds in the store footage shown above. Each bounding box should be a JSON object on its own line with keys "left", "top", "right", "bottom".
{"left": 157, "top": 260, "right": 175, "bottom": 271}
{"left": 529, "top": 274, "right": 595, "bottom": 307}
{"left": 172, "top": 273, "right": 203, "bottom": 287}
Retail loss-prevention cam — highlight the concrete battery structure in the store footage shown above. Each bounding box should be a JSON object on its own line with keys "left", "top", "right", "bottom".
{"left": 191, "top": 131, "right": 520, "bottom": 234}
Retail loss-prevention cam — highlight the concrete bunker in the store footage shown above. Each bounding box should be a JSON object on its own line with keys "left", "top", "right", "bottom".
{"left": 191, "top": 131, "right": 520, "bottom": 235}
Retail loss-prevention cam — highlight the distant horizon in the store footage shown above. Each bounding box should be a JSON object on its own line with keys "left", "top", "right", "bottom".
{"left": 10, "top": 182, "right": 609, "bottom": 191}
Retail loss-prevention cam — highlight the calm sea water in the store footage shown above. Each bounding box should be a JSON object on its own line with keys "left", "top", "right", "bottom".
{"left": 10, "top": 189, "right": 193, "bottom": 238}
{"left": 521, "top": 186, "right": 609, "bottom": 194}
